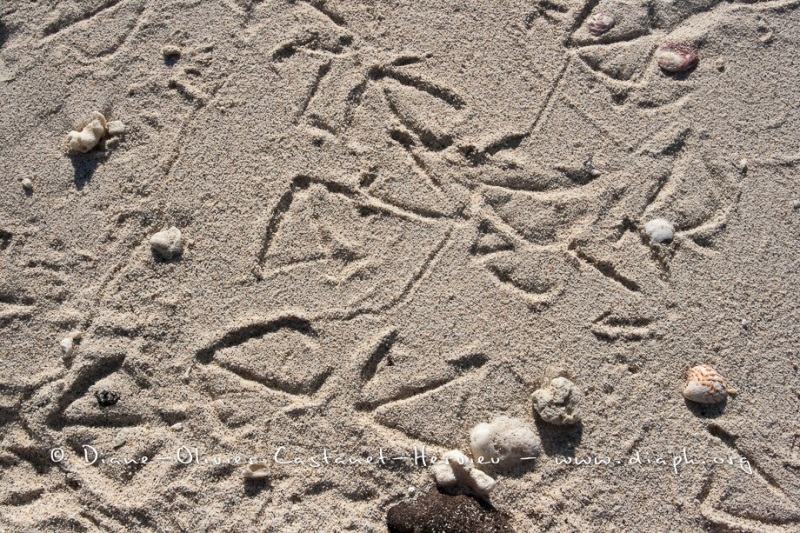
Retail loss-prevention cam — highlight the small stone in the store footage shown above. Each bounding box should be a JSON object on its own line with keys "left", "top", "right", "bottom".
{"left": 532, "top": 377, "right": 582, "bottom": 425}
{"left": 150, "top": 227, "right": 183, "bottom": 259}
{"left": 243, "top": 461, "right": 270, "bottom": 480}
{"left": 715, "top": 58, "right": 726, "bottom": 72}
{"left": 94, "top": 390, "right": 120, "bottom": 407}
{"left": 793, "top": 199, "right": 800, "bottom": 209}
{"left": 171, "top": 422, "right": 183, "bottom": 431}
{"left": 21, "top": 178, "right": 33, "bottom": 190}
{"left": 407, "top": 486, "right": 415, "bottom": 495}
{"left": 644, "top": 218, "right": 675, "bottom": 244}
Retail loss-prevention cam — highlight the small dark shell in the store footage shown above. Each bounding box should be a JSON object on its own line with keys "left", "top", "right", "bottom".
{"left": 655, "top": 41, "right": 699, "bottom": 73}
{"left": 587, "top": 13, "right": 615, "bottom": 37}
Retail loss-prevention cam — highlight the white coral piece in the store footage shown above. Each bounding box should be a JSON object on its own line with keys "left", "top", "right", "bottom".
{"left": 430, "top": 449, "right": 496, "bottom": 497}
{"left": 66, "top": 111, "right": 125, "bottom": 153}
{"left": 469, "top": 416, "right": 541, "bottom": 468}
{"left": 532, "top": 377, "right": 582, "bottom": 425}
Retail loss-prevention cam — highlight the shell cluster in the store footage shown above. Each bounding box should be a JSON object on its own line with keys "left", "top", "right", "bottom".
{"left": 532, "top": 376, "right": 581, "bottom": 425}
{"left": 66, "top": 111, "right": 125, "bottom": 153}
{"left": 587, "top": 12, "right": 615, "bottom": 37}
{"left": 683, "top": 365, "right": 735, "bottom": 404}
{"left": 655, "top": 41, "right": 699, "bottom": 73}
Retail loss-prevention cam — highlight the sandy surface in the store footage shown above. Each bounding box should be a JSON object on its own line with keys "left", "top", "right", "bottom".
{"left": 1, "top": 0, "right": 800, "bottom": 531}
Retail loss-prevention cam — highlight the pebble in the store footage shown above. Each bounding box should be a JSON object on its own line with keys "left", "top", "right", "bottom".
{"left": 644, "top": 218, "right": 675, "bottom": 244}
{"left": 150, "top": 227, "right": 184, "bottom": 260}
{"left": 21, "top": 178, "right": 33, "bottom": 190}
{"left": 532, "top": 376, "right": 582, "bottom": 425}
{"left": 793, "top": 199, "right": 800, "bottom": 209}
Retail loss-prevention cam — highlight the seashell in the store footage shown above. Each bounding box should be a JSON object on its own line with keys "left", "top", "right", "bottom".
{"left": 66, "top": 111, "right": 125, "bottom": 153}
{"left": 243, "top": 461, "right": 270, "bottom": 480}
{"left": 532, "top": 376, "right": 581, "bottom": 425}
{"left": 469, "top": 416, "right": 540, "bottom": 469}
{"left": 683, "top": 365, "right": 736, "bottom": 404}
{"left": 587, "top": 12, "right": 615, "bottom": 37}
{"left": 150, "top": 226, "right": 184, "bottom": 260}
{"left": 655, "top": 41, "right": 699, "bottom": 73}
{"left": 59, "top": 330, "right": 83, "bottom": 359}
{"left": 644, "top": 218, "right": 674, "bottom": 244}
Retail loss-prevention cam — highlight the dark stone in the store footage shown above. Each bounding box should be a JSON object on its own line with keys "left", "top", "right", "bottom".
{"left": 387, "top": 488, "right": 514, "bottom": 533}
{"left": 94, "top": 390, "right": 120, "bottom": 407}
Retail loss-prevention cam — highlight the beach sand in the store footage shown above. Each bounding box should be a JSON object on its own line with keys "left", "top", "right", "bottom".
{"left": 1, "top": 0, "right": 799, "bottom": 531}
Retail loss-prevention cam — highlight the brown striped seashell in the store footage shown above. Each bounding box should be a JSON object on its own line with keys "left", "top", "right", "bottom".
{"left": 683, "top": 365, "right": 736, "bottom": 404}
{"left": 587, "top": 12, "right": 615, "bottom": 37}
{"left": 655, "top": 41, "right": 699, "bottom": 73}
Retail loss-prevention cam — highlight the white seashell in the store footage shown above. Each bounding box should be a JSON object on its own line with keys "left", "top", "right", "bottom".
{"left": 655, "top": 41, "right": 699, "bottom": 73}
{"left": 243, "top": 461, "right": 270, "bottom": 480}
{"left": 644, "top": 218, "right": 675, "bottom": 244}
{"left": 59, "top": 331, "right": 83, "bottom": 359}
{"left": 150, "top": 226, "right": 184, "bottom": 260}
{"left": 469, "top": 416, "right": 540, "bottom": 469}
{"left": 532, "top": 376, "right": 581, "bottom": 425}
{"left": 683, "top": 365, "right": 736, "bottom": 404}
{"left": 587, "top": 12, "right": 615, "bottom": 37}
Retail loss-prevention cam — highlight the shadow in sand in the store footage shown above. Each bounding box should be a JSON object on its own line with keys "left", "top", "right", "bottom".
{"left": 244, "top": 478, "right": 271, "bottom": 497}
{"left": 535, "top": 417, "right": 583, "bottom": 458}
{"left": 684, "top": 398, "right": 727, "bottom": 419}
{"left": 0, "top": 20, "right": 8, "bottom": 48}
{"left": 69, "top": 150, "right": 109, "bottom": 190}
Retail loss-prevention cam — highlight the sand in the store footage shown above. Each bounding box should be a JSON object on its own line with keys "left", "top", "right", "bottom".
{"left": 1, "top": 0, "right": 799, "bottom": 531}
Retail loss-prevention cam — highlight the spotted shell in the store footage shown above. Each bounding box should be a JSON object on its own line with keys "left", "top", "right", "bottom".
{"left": 683, "top": 365, "right": 735, "bottom": 404}
{"left": 655, "top": 41, "right": 699, "bottom": 73}
{"left": 587, "top": 13, "right": 615, "bottom": 37}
